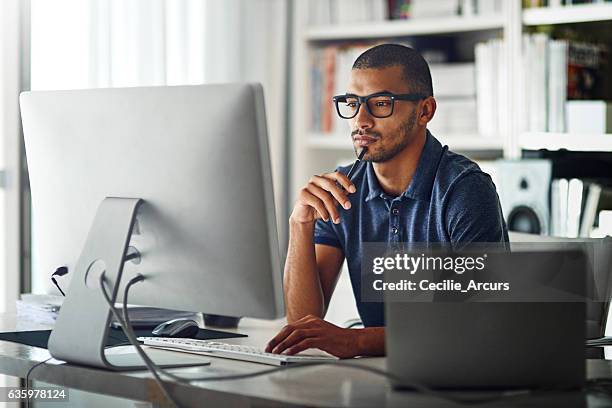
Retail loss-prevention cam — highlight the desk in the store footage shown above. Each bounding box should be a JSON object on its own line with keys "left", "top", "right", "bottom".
{"left": 1, "top": 314, "right": 611, "bottom": 407}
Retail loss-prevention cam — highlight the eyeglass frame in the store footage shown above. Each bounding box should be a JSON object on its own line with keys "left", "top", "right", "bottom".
{"left": 332, "top": 92, "right": 427, "bottom": 119}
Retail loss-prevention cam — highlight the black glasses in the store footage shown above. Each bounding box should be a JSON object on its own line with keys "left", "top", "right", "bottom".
{"left": 332, "top": 92, "right": 426, "bottom": 119}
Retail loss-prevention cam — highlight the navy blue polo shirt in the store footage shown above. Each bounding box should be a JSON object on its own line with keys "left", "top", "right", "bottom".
{"left": 314, "top": 131, "right": 509, "bottom": 327}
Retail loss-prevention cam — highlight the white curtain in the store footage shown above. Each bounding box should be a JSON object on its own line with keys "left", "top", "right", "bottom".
{"left": 30, "top": 0, "right": 288, "bottom": 292}
{"left": 31, "top": 0, "right": 286, "bottom": 86}
{"left": 0, "top": 0, "right": 29, "bottom": 396}
{"left": 0, "top": 0, "right": 27, "bottom": 314}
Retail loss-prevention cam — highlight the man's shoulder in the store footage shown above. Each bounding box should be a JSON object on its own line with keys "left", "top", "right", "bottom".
{"left": 435, "top": 147, "right": 496, "bottom": 199}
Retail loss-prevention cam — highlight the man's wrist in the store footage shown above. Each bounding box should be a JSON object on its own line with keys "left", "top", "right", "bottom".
{"left": 289, "top": 217, "right": 316, "bottom": 229}
{"left": 352, "top": 327, "right": 385, "bottom": 357}
{"left": 353, "top": 328, "right": 369, "bottom": 356}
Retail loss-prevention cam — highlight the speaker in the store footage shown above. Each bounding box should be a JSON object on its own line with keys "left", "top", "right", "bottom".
{"left": 496, "top": 160, "right": 552, "bottom": 235}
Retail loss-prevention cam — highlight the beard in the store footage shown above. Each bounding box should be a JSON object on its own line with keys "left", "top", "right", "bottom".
{"left": 355, "top": 110, "right": 418, "bottom": 163}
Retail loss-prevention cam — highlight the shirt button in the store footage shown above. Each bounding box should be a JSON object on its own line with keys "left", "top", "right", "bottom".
{"left": 391, "top": 227, "right": 398, "bottom": 234}
{"left": 392, "top": 208, "right": 399, "bottom": 215}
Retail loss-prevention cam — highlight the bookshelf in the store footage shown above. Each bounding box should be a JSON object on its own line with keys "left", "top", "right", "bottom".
{"left": 290, "top": 1, "right": 612, "bottom": 198}
{"left": 520, "top": 132, "right": 612, "bottom": 152}
{"left": 523, "top": 3, "right": 612, "bottom": 26}
{"left": 305, "top": 15, "right": 504, "bottom": 40}
{"left": 308, "top": 132, "right": 504, "bottom": 151}
{"left": 520, "top": 3, "right": 612, "bottom": 155}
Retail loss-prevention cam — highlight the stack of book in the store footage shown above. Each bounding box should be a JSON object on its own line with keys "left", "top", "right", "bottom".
{"left": 308, "top": 0, "right": 388, "bottom": 25}
{"left": 476, "top": 34, "right": 605, "bottom": 136}
{"left": 310, "top": 43, "right": 374, "bottom": 135}
{"left": 307, "top": 0, "right": 503, "bottom": 25}
{"left": 522, "top": 34, "right": 564, "bottom": 133}
{"left": 521, "top": 34, "right": 606, "bottom": 133}
{"left": 389, "top": 0, "right": 503, "bottom": 19}
{"left": 428, "top": 63, "right": 478, "bottom": 136}
{"left": 410, "top": 0, "right": 461, "bottom": 18}
{"left": 550, "top": 179, "right": 612, "bottom": 238}
{"left": 524, "top": 0, "right": 611, "bottom": 8}
{"left": 475, "top": 39, "right": 506, "bottom": 137}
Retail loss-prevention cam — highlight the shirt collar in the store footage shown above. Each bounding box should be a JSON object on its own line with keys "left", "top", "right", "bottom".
{"left": 364, "top": 130, "right": 445, "bottom": 203}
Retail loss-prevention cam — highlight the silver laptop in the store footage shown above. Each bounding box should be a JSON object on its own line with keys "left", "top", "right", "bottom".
{"left": 386, "top": 250, "right": 587, "bottom": 390}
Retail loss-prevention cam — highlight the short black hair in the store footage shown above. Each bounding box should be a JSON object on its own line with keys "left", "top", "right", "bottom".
{"left": 352, "top": 43, "right": 433, "bottom": 97}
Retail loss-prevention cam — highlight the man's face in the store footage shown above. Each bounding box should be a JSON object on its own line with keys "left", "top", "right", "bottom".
{"left": 346, "top": 65, "right": 421, "bottom": 162}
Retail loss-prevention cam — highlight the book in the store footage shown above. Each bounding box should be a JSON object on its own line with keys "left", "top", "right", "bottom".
{"left": 369, "top": 0, "right": 389, "bottom": 21}
{"left": 388, "top": 0, "right": 412, "bottom": 20}
{"left": 529, "top": 34, "right": 549, "bottom": 132}
{"left": 428, "top": 98, "right": 478, "bottom": 135}
{"left": 308, "top": 0, "right": 334, "bottom": 25}
{"left": 477, "top": 0, "right": 503, "bottom": 14}
{"left": 475, "top": 39, "right": 504, "bottom": 137}
{"left": 411, "top": 0, "right": 459, "bottom": 18}
{"left": 551, "top": 178, "right": 569, "bottom": 237}
{"left": 475, "top": 41, "right": 494, "bottom": 136}
{"left": 580, "top": 183, "right": 602, "bottom": 238}
{"left": 310, "top": 43, "right": 372, "bottom": 134}
{"left": 495, "top": 38, "right": 507, "bottom": 137}
{"left": 521, "top": 34, "right": 606, "bottom": 133}
{"left": 567, "top": 178, "right": 584, "bottom": 238}
{"left": 429, "top": 63, "right": 476, "bottom": 97}
{"left": 568, "top": 41, "right": 606, "bottom": 100}
{"left": 321, "top": 46, "right": 337, "bottom": 133}
{"left": 311, "top": 49, "right": 323, "bottom": 132}
{"left": 547, "top": 39, "right": 568, "bottom": 132}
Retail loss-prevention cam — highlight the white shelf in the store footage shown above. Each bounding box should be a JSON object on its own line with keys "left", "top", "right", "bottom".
{"left": 305, "top": 15, "right": 504, "bottom": 41}
{"left": 307, "top": 133, "right": 504, "bottom": 152}
{"left": 520, "top": 132, "right": 612, "bottom": 152}
{"left": 436, "top": 134, "right": 504, "bottom": 151}
{"left": 523, "top": 4, "right": 612, "bottom": 25}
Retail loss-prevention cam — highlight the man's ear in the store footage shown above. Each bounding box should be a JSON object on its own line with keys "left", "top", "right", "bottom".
{"left": 418, "top": 97, "right": 436, "bottom": 126}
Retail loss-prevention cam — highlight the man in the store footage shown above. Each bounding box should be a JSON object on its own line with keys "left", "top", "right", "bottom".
{"left": 266, "top": 44, "right": 509, "bottom": 358}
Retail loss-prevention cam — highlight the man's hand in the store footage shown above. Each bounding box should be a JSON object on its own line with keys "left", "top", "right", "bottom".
{"left": 290, "top": 172, "right": 356, "bottom": 225}
{"left": 265, "top": 315, "right": 361, "bottom": 359}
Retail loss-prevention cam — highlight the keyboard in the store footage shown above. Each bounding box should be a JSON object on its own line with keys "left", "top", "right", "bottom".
{"left": 137, "top": 337, "right": 338, "bottom": 366}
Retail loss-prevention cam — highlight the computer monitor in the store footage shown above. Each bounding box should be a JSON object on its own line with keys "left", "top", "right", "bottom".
{"left": 20, "top": 83, "right": 284, "bottom": 369}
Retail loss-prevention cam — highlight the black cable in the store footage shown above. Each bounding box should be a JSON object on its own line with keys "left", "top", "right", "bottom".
{"left": 51, "top": 266, "right": 68, "bottom": 297}
{"left": 51, "top": 277, "right": 65, "bottom": 296}
{"left": 24, "top": 357, "right": 53, "bottom": 408}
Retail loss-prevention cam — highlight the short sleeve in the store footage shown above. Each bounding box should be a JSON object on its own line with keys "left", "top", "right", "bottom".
{"left": 444, "top": 172, "right": 510, "bottom": 249}
{"left": 314, "top": 218, "right": 342, "bottom": 249}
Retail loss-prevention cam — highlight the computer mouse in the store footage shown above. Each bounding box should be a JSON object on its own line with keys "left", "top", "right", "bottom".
{"left": 151, "top": 318, "right": 199, "bottom": 338}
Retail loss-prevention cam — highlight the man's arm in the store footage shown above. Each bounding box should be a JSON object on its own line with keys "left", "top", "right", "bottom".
{"left": 280, "top": 217, "right": 387, "bottom": 358}
{"left": 282, "top": 171, "right": 354, "bottom": 322}
{"left": 445, "top": 172, "right": 509, "bottom": 246}
{"left": 283, "top": 221, "right": 344, "bottom": 322}
{"left": 269, "top": 170, "right": 385, "bottom": 358}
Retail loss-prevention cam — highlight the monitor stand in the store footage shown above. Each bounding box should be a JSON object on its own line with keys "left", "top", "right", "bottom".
{"left": 48, "top": 197, "right": 210, "bottom": 370}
